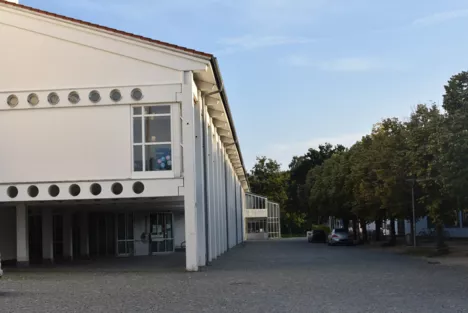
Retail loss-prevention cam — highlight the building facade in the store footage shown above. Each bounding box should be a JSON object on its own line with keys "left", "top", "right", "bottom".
{"left": 0, "top": 0, "right": 250, "bottom": 271}
{"left": 244, "top": 193, "right": 281, "bottom": 240}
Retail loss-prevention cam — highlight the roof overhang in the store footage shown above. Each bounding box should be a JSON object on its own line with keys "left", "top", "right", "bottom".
{"left": 194, "top": 59, "right": 249, "bottom": 191}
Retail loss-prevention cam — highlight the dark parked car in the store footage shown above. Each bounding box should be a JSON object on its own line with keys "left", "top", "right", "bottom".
{"left": 308, "top": 229, "right": 327, "bottom": 243}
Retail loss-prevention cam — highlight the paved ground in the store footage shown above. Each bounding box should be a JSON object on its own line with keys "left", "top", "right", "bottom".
{"left": 1, "top": 239, "right": 468, "bottom": 313}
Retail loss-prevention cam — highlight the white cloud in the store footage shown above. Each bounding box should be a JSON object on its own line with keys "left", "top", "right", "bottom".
{"left": 263, "top": 132, "right": 366, "bottom": 170}
{"left": 217, "top": 35, "right": 313, "bottom": 54}
{"left": 413, "top": 9, "right": 468, "bottom": 27}
{"left": 285, "top": 55, "right": 388, "bottom": 72}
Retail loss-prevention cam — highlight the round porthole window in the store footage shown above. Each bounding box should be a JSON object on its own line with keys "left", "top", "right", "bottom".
{"left": 28, "top": 93, "right": 39, "bottom": 106}
{"left": 90, "top": 183, "right": 102, "bottom": 196}
{"left": 7, "top": 95, "right": 19, "bottom": 107}
{"left": 48, "top": 185, "right": 60, "bottom": 197}
{"left": 68, "top": 91, "right": 80, "bottom": 104}
{"left": 132, "top": 181, "right": 144, "bottom": 194}
{"left": 111, "top": 182, "right": 123, "bottom": 195}
{"left": 69, "top": 184, "right": 81, "bottom": 197}
{"left": 89, "top": 90, "right": 101, "bottom": 103}
{"left": 48, "top": 92, "right": 60, "bottom": 105}
{"left": 110, "top": 89, "right": 122, "bottom": 102}
{"left": 27, "top": 185, "right": 39, "bottom": 198}
{"left": 7, "top": 186, "right": 18, "bottom": 198}
{"left": 131, "top": 88, "right": 143, "bottom": 101}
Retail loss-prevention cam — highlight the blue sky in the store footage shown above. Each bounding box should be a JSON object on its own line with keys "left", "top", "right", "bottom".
{"left": 22, "top": 0, "right": 468, "bottom": 169}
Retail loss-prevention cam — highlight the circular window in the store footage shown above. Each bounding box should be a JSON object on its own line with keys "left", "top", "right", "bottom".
{"left": 69, "top": 184, "right": 81, "bottom": 197}
{"left": 68, "top": 91, "right": 80, "bottom": 104}
{"left": 48, "top": 185, "right": 60, "bottom": 197}
{"left": 132, "top": 181, "right": 144, "bottom": 194}
{"left": 111, "top": 182, "right": 123, "bottom": 195}
{"left": 48, "top": 92, "right": 60, "bottom": 105}
{"left": 90, "top": 183, "right": 102, "bottom": 196}
{"left": 27, "top": 185, "right": 39, "bottom": 198}
{"left": 131, "top": 88, "right": 143, "bottom": 101}
{"left": 110, "top": 89, "right": 122, "bottom": 102}
{"left": 89, "top": 90, "right": 101, "bottom": 103}
{"left": 7, "top": 95, "right": 19, "bottom": 108}
{"left": 27, "top": 93, "right": 39, "bottom": 106}
{"left": 7, "top": 186, "right": 18, "bottom": 198}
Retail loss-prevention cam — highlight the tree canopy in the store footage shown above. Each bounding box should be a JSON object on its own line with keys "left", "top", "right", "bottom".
{"left": 247, "top": 70, "right": 468, "bottom": 249}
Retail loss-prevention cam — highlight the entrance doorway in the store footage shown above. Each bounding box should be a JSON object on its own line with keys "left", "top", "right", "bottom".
{"left": 117, "top": 212, "right": 134, "bottom": 256}
{"left": 149, "top": 213, "right": 174, "bottom": 253}
{"left": 28, "top": 214, "right": 42, "bottom": 263}
{"left": 89, "top": 213, "right": 116, "bottom": 257}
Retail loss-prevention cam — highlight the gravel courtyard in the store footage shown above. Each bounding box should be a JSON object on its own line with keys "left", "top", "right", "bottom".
{"left": 1, "top": 239, "right": 468, "bottom": 313}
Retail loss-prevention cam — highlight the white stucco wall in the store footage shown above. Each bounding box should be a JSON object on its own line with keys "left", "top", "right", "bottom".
{"left": 0, "top": 207, "right": 17, "bottom": 261}
{"left": 0, "top": 16, "right": 183, "bottom": 91}
{"left": 0, "top": 105, "right": 131, "bottom": 183}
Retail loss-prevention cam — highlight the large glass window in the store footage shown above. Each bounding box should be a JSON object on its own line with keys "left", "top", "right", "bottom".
{"left": 133, "top": 105, "right": 172, "bottom": 172}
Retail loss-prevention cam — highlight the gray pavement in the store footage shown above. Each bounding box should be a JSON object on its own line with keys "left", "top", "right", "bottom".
{"left": 1, "top": 239, "right": 468, "bottom": 313}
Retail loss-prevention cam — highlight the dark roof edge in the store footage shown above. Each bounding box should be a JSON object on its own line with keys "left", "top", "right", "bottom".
{"left": 210, "top": 57, "right": 249, "bottom": 190}
{"left": 0, "top": 0, "right": 213, "bottom": 58}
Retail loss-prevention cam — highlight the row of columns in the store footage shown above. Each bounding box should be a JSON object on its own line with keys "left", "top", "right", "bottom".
{"left": 15, "top": 204, "right": 89, "bottom": 266}
{"left": 182, "top": 71, "right": 245, "bottom": 271}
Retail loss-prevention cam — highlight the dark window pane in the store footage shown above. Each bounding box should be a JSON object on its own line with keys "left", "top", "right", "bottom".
{"left": 118, "top": 241, "right": 126, "bottom": 254}
{"left": 127, "top": 214, "right": 134, "bottom": 239}
{"left": 133, "top": 146, "right": 143, "bottom": 171}
{"left": 127, "top": 241, "right": 134, "bottom": 255}
{"left": 118, "top": 214, "right": 125, "bottom": 240}
{"left": 144, "top": 116, "right": 171, "bottom": 143}
{"left": 133, "top": 107, "right": 142, "bottom": 115}
{"left": 145, "top": 144, "right": 172, "bottom": 171}
{"left": 144, "top": 105, "right": 170, "bottom": 114}
{"left": 133, "top": 117, "right": 142, "bottom": 143}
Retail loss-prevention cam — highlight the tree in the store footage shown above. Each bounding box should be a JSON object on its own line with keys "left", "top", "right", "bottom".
{"left": 287, "top": 143, "right": 346, "bottom": 225}
{"left": 248, "top": 157, "right": 287, "bottom": 208}
{"left": 405, "top": 104, "right": 451, "bottom": 252}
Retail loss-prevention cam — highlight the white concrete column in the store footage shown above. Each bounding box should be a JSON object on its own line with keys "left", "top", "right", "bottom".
{"left": 16, "top": 203, "right": 29, "bottom": 266}
{"left": 206, "top": 118, "right": 214, "bottom": 263}
{"left": 182, "top": 71, "right": 199, "bottom": 271}
{"left": 42, "top": 208, "right": 54, "bottom": 263}
{"left": 194, "top": 99, "right": 206, "bottom": 267}
{"left": 80, "top": 212, "right": 89, "bottom": 258}
{"left": 63, "top": 211, "right": 73, "bottom": 261}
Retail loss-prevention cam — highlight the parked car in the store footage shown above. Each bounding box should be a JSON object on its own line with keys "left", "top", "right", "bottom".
{"left": 0, "top": 253, "right": 3, "bottom": 278}
{"left": 328, "top": 228, "right": 353, "bottom": 246}
{"left": 308, "top": 229, "right": 327, "bottom": 243}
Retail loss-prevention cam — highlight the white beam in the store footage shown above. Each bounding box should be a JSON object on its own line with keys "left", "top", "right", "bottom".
{"left": 206, "top": 97, "right": 221, "bottom": 107}
{"left": 213, "top": 119, "right": 228, "bottom": 129}
{"left": 217, "top": 129, "right": 231, "bottom": 137}
{"left": 208, "top": 108, "right": 225, "bottom": 119}
{"left": 196, "top": 81, "right": 216, "bottom": 92}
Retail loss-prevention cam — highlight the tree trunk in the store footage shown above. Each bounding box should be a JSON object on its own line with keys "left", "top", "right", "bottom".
{"left": 409, "top": 217, "right": 415, "bottom": 246}
{"left": 352, "top": 218, "right": 358, "bottom": 240}
{"left": 375, "top": 219, "right": 382, "bottom": 242}
{"left": 388, "top": 219, "right": 396, "bottom": 246}
{"left": 435, "top": 222, "right": 448, "bottom": 254}
{"left": 360, "top": 220, "right": 368, "bottom": 243}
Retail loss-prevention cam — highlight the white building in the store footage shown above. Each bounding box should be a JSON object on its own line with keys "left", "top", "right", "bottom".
{"left": 244, "top": 193, "right": 281, "bottom": 240}
{"left": 0, "top": 0, "right": 252, "bottom": 271}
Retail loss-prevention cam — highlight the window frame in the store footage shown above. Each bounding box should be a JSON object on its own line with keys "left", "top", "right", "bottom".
{"left": 131, "top": 104, "right": 177, "bottom": 178}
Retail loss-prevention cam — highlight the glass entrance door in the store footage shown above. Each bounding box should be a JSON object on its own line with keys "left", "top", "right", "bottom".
{"left": 149, "top": 213, "right": 174, "bottom": 253}
{"left": 117, "top": 213, "right": 134, "bottom": 256}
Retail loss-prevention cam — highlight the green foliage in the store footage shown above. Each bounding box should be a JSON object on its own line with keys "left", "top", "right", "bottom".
{"left": 247, "top": 70, "right": 468, "bottom": 250}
